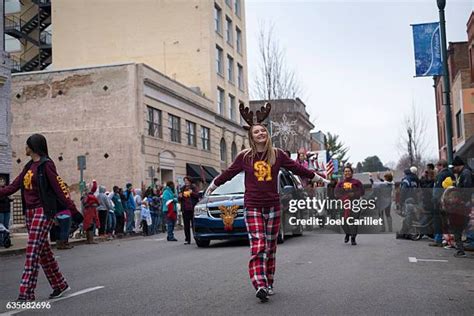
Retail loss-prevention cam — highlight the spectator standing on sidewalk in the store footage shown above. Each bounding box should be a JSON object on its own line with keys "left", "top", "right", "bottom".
{"left": 430, "top": 160, "right": 455, "bottom": 247}
{"left": 82, "top": 181, "right": 100, "bottom": 244}
{"left": 110, "top": 186, "right": 125, "bottom": 238}
{"left": 370, "top": 172, "right": 394, "bottom": 232}
{"left": 162, "top": 182, "right": 178, "bottom": 242}
{"left": 124, "top": 183, "right": 136, "bottom": 235}
{"left": 0, "top": 177, "right": 13, "bottom": 229}
{"left": 134, "top": 189, "right": 143, "bottom": 234}
{"left": 97, "top": 185, "right": 112, "bottom": 238}
{"left": 449, "top": 157, "right": 473, "bottom": 258}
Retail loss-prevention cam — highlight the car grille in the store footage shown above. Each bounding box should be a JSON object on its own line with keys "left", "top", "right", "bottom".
{"left": 195, "top": 226, "right": 248, "bottom": 234}
{"left": 207, "top": 206, "right": 245, "bottom": 219}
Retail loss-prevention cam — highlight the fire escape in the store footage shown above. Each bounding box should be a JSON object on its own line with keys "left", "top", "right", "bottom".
{"left": 4, "top": 0, "right": 52, "bottom": 73}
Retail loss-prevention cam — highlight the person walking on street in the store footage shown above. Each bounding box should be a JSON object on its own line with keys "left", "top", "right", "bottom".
{"left": 0, "top": 134, "right": 77, "bottom": 301}
{"left": 370, "top": 172, "right": 394, "bottom": 232}
{"left": 162, "top": 182, "right": 178, "bottom": 241}
{"left": 208, "top": 103, "right": 328, "bottom": 302}
{"left": 335, "top": 166, "right": 365, "bottom": 245}
{"left": 179, "top": 176, "right": 200, "bottom": 244}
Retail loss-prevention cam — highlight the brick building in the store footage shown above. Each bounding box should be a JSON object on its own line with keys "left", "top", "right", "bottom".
{"left": 249, "top": 98, "right": 314, "bottom": 153}
{"left": 434, "top": 12, "right": 474, "bottom": 166}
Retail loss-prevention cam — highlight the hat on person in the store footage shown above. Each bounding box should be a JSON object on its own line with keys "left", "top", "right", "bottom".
{"left": 410, "top": 166, "right": 417, "bottom": 174}
{"left": 452, "top": 156, "right": 465, "bottom": 166}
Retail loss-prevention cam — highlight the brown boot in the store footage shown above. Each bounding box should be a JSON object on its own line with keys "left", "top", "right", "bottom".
{"left": 86, "top": 231, "right": 97, "bottom": 244}
{"left": 58, "top": 240, "right": 73, "bottom": 249}
{"left": 56, "top": 240, "right": 65, "bottom": 249}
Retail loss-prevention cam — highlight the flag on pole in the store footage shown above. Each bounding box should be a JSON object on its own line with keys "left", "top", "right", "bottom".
{"left": 411, "top": 22, "right": 443, "bottom": 77}
{"left": 326, "top": 151, "right": 334, "bottom": 178}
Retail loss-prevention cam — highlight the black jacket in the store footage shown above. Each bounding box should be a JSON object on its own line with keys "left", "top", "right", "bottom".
{"left": 20, "top": 157, "right": 61, "bottom": 219}
{"left": 0, "top": 196, "right": 13, "bottom": 213}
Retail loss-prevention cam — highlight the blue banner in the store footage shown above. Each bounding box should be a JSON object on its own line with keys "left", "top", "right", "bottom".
{"left": 412, "top": 22, "right": 443, "bottom": 77}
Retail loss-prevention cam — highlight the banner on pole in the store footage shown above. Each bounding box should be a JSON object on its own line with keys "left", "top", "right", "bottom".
{"left": 412, "top": 22, "right": 443, "bottom": 77}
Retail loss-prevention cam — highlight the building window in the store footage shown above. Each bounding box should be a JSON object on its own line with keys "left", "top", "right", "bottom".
{"left": 225, "top": 0, "right": 232, "bottom": 9}
{"left": 216, "top": 45, "right": 224, "bottom": 76}
{"left": 239, "top": 100, "right": 244, "bottom": 124}
{"left": 168, "top": 114, "right": 181, "bottom": 143}
{"left": 456, "top": 110, "right": 463, "bottom": 139}
{"left": 241, "top": 144, "right": 245, "bottom": 151}
{"left": 235, "top": 0, "right": 241, "bottom": 17}
{"left": 214, "top": 4, "right": 222, "bottom": 34}
{"left": 147, "top": 106, "right": 162, "bottom": 138}
{"left": 228, "top": 94, "right": 235, "bottom": 120}
{"left": 231, "top": 142, "right": 237, "bottom": 160}
{"left": 227, "top": 55, "right": 234, "bottom": 83}
{"left": 220, "top": 138, "right": 227, "bottom": 163}
{"left": 201, "top": 126, "right": 210, "bottom": 151}
{"left": 217, "top": 87, "right": 225, "bottom": 115}
{"left": 186, "top": 120, "right": 197, "bottom": 147}
{"left": 237, "top": 64, "right": 244, "bottom": 91}
{"left": 236, "top": 27, "right": 242, "bottom": 53}
{"left": 226, "top": 16, "right": 233, "bottom": 45}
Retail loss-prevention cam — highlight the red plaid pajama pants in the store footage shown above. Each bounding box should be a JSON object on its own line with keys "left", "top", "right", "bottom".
{"left": 19, "top": 208, "right": 68, "bottom": 301}
{"left": 244, "top": 205, "right": 281, "bottom": 290}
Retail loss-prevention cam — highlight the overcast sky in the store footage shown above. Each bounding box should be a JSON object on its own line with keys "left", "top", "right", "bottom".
{"left": 245, "top": 0, "right": 473, "bottom": 166}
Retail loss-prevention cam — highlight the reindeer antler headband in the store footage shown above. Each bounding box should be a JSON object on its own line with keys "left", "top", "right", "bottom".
{"left": 239, "top": 102, "right": 272, "bottom": 130}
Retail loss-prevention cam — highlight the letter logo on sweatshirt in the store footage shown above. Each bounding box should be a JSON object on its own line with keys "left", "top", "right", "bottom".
{"left": 23, "top": 170, "right": 33, "bottom": 190}
{"left": 254, "top": 161, "right": 272, "bottom": 181}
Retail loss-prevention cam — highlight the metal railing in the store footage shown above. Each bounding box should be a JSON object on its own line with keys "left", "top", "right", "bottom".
{"left": 40, "top": 31, "right": 52, "bottom": 46}
{"left": 4, "top": 16, "right": 23, "bottom": 32}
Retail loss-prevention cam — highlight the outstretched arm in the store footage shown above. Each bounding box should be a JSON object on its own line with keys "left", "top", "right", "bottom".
{"left": 212, "top": 152, "right": 245, "bottom": 190}
{"left": 0, "top": 173, "right": 23, "bottom": 198}
{"left": 279, "top": 150, "right": 330, "bottom": 184}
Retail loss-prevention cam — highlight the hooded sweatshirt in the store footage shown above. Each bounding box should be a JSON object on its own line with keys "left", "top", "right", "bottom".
{"left": 97, "top": 185, "right": 113, "bottom": 211}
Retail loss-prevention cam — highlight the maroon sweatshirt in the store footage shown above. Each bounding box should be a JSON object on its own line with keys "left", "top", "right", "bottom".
{"left": 0, "top": 160, "right": 78, "bottom": 213}
{"left": 214, "top": 149, "right": 316, "bottom": 208}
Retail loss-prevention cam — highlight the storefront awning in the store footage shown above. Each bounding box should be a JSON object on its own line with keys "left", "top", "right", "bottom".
{"left": 186, "top": 163, "right": 204, "bottom": 181}
{"left": 203, "top": 166, "right": 219, "bottom": 179}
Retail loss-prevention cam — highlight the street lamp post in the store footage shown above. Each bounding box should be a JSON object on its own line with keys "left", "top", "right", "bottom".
{"left": 437, "top": 0, "right": 454, "bottom": 164}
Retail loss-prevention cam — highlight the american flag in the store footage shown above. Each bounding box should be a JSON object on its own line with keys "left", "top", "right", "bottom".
{"left": 326, "top": 151, "right": 334, "bottom": 178}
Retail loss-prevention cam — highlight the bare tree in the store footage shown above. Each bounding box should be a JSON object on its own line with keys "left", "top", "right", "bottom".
{"left": 397, "top": 104, "right": 430, "bottom": 173}
{"left": 252, "top": 21, "right": 303, "bottom": 100}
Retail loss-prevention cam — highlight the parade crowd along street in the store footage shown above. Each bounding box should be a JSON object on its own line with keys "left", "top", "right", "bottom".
{"left": 0, "top": 126, "right": 472, "bottom": 303}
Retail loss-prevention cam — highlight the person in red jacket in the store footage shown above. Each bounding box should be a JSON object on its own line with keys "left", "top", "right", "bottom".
{"left": 0, "top": 134, "right": 78, "bottom": 301}
{"left": 81, "top": 180, "right": 100, "bottom": 244}
{"left": 208, "top": 103, "right": 328, "bottom": 302}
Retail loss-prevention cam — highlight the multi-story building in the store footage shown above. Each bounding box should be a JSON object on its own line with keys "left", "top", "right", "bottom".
{"left": 310, "top": 131, "right": 326, "bottom": 152}
{"left": 50, "top": 0, "right": 249, "bottom": 122}
{"left": 249, "top": 98, "right": 314, "bottom": 153}
{"left": 10, "top": 63, "right": 248, "bottom": 205}
{"left": 435, "top": 12, "right": 474, "bottom": 166}
{"left": 0, "top": 3, "right": 13, "bottom": 187}
{"left": 4, "top": 0, "right": 52, "bottom": 73}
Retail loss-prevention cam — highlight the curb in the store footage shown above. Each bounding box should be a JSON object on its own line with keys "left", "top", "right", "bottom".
{"left": 0, "top": 239, "right": 88, "bottom": 257}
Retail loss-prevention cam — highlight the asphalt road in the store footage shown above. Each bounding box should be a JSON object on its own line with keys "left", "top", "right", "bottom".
{"left": 1, "top": 230, "right": 473, "bottom": 316}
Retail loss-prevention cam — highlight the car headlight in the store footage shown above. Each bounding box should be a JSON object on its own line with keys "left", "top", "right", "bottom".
{"left": 194, "top": 205, "right": 208, "bottom": 216}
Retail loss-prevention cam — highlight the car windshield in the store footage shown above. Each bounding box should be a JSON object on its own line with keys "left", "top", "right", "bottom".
{"left": 209, "top": 172, "right": 245, "bottom": 196}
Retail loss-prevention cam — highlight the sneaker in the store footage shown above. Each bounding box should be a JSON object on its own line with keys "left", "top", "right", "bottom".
{"left": 256, "top": 287, "right": 268, "bottom": 302}
{"left": 428, "top": 242, "right": 443, "bottom": 247}
{"left": 267, "top": 286, "right": 274, "bottom": 296}
{"left": 454, "top": 251, "right": 467, "bottom": 258}
{"left": 351, "top": 240, "right": 357, "bottom": 246}
{"left": 49, "top": 286, "right": 71, "bottom": 299}
{"left": 344, "top": 234, "right": 349, "bottom": 243}
{"left": 443, "top": 245, "right": 455, "bottom": 249}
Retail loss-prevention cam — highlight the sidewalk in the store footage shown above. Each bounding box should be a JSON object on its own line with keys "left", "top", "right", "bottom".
{"left": 0, "top": 233, "right": 87, "bottom": 256}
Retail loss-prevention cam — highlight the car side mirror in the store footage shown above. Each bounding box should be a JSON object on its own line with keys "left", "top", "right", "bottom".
{"left": 282, "top": 185, "right": 294, "bottom": 194}
{"left": 198, "top": 191, "right": 204, "bottom": 199}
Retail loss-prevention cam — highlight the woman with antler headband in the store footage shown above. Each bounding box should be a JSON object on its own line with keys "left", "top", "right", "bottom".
{"left": 208, "top": 103, "right": 329, "bottom": 303}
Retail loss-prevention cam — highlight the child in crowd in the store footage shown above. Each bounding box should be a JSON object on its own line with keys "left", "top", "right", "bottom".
{"left": 140, "top": 200, "right": 151, "bottom": 236}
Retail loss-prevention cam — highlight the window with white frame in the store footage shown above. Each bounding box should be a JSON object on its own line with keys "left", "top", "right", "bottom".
{"left": 186, "top": 120, "right": 197, "bottom": 147}
{"left": 216, "top": 45, "right": 224, "bottom": 76}
{"left": 147, "top": 106, "right": 162, "bottom": 138}
{"left": 220, "top": 138, "right": 227, "bottom": 163}
{"left": 228, "top": 94, "right": 235, "bottom": 121}
{"left": 236, "top": 27, "right": 242, "bottom": 53}
{"left": 201, "top": 126, "right": 210, "bottom": 151}
{"left": 217, "top": 87, "right": 225, "bottom": 115}
{"left": 227, "top": 55, "right": 234, "bottom": 83}
{"left": 226, "top": 16, "right": 233, "bottom": 45}
{"left": 168, "top": 114, "right": 181, "bottom": 143}
{"left": 214, "top": 4, "right": 222, "bottom": 34}
{"left": 235, "top": 0, "right": 241, "bottom": 17}
{"left": 237, "top": 64, "right": 244, "bottom": 91}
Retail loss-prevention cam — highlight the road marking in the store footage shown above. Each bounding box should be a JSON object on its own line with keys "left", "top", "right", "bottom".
{"left": 145, "top": 238, "right": 165, "bottom": 241}
{"left": 0, "top": 286, "right": 105, "bottom": 316}
{"left": 409, "top": 257, "right": 448, "bottom": 263}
